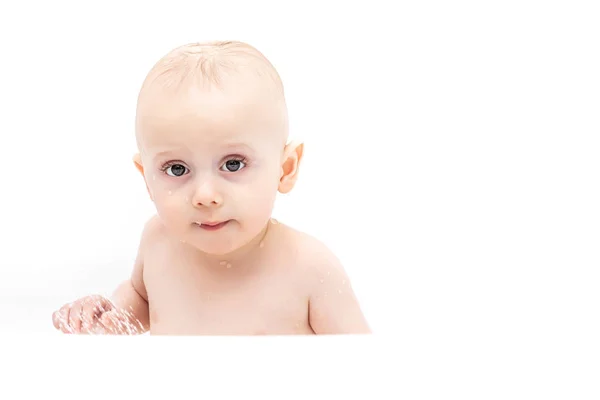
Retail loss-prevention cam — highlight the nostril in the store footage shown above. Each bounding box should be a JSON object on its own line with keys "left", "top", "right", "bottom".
{"left": 194, "top": 199, "right": 221, "bottom": 207}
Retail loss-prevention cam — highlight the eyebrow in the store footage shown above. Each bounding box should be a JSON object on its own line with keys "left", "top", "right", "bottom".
{"left": 221, "top": 142, "right": 255, "bottom": 153}
{"left": 151, "top": 142, "right": 255, "bottom": 158}
{"left": 153, "top": 149, "right": 181, "bottom": 158}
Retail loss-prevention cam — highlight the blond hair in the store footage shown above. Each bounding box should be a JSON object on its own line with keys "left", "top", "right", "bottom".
{"left": 134, "top": 40, "right": 289, "bottom": 149}
{"left": 138, "top": 40, "right": 285, "bottom": 97}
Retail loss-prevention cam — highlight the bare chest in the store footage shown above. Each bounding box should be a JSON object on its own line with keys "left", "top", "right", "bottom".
{"left": 142, "top": 247, "right": 311, "bottom": 335}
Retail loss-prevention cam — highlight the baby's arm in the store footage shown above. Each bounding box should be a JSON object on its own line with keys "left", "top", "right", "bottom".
{"left": 104, "top": 241, "right": 150, "bottom": 334}
{"left": 307, "top": 243, "right": 371, "bottom": 334}
{"left": 52, "top": 217, "right": 155, "bottom": 334}
{"left": 100, "top": 216, "right": 157, "bottom": 333}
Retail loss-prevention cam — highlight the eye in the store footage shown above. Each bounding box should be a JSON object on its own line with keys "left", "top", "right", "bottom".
{"left": 165, "top": 163, "right": 189, "bottom": 177}
{"left": 220, "top": 158, "right": 247, "bottom": 172}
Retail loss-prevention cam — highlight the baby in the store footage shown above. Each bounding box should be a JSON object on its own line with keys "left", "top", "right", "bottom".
{"left": 51, "top": 41, "right": 370, "bottom": 335}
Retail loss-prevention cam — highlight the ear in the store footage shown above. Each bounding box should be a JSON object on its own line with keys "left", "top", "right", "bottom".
{"left": 278, "top": 141, "right": 304, "bottom": 194}
{"left": 133, "top": 153, "right": 153, "bottom": 201}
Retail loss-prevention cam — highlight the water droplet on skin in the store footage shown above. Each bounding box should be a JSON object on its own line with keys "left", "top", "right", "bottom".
{"left": 327, "top": 271, "right": 330, "bottom": 276}
{"left": 185, "top": 196, "right": 189, "bottom": 202}
{"left": 320, "top": 279, "right": 324, "bottom": 284}
{"left": 342, "top": 280, "right": 346, "bottom": 285}
{"left": 220, "top": 261, "right": 227, "bottom": 266}
{"left": 168, "top": 190, "right": 172, "bottom": 195}
{"left": 226, "top": 263, "right": 232, "bottom": 269}
{"left": 270, "top": 218, "right": 278, "bottom": 224}
{"left": 152, "top": 175, "right": 156, "bottom": 181}
{"left": 338, "top": 289, "right": 342, "bottom": 294}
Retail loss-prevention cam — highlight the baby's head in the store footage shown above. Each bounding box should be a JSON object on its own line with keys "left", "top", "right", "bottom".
{"left": 133, "top": 41, "right": 303, "bottom": 256}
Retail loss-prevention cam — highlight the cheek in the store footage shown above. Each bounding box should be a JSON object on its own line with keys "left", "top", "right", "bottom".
{"left": 247, "top": 191, "right": 276, "bottom": 213}
{"left": 152, "top": 191, "right": 186, "bottom": 220}
{"left": 238, "top": 179, "right": 278, "bottom": 220}
{"left": 148, "top": 176, "right": 181, "bottom": 202}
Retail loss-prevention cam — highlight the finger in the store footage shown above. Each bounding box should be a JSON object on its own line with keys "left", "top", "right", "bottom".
{"left": 89, "top": 324, "right": 109, "bottom": 335}
{"left": 99, "top": 311, "right": 121, "bottom": 333}
{"left": 57, "top": 304, "right": 73, "bottom": 334}
{"left": 52, "top": 310, "right": 61, "bottom": 330}
{"left": 68, "top": 302, "right": 84, "bottom": 334}
{"left": 100, "top": 311, "right": 137, "bottom": 335}
{"left": 80, "top": 298, "right": 105, "bottom": 332}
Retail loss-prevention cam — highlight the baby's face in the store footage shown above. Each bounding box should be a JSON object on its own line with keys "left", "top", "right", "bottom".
{"left": 135, "top": 82, "right": 288, "bottom": 255}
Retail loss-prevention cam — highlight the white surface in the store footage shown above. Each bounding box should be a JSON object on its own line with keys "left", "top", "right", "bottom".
{"left": 2, "top": 332, "right": 595, "bottom": 399}
{"left": 0, "top": 0, "right": 599, "bottom": 397}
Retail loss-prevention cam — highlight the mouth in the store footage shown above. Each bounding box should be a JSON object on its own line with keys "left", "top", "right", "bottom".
{"left": 195, "top": 220, "right": 231, "bottom": 231}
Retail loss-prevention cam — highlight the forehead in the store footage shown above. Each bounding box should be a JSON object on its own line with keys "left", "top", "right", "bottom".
{"left": 137, "top": 84, "right": 285, "bottom": 152}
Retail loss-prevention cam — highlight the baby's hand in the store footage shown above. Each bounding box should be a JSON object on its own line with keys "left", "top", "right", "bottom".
{"left": 52, "top": 295, "right": 143, "bottom": 335}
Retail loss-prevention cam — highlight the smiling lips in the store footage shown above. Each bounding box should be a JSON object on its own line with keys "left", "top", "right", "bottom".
{"left": 196, "top": 220, "right": 230, "bottom": 231}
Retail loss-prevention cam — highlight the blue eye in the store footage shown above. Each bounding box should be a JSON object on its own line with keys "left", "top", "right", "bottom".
{"left": 165, "top": 164, "right": 189, "bottom": 177}
{"left": 221, "top": 158, "right": 246, "bottom": 172}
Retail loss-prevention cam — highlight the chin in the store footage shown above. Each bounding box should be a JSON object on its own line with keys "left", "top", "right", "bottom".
{"left": 181, "top": 223, "right": 264, "bottom": 256}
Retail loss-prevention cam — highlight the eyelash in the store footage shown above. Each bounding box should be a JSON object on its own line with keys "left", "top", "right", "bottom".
{"left": 159, "top": 156, "right": 250, "bottom": 174}
{"left": 225, "top": 155, "right": 249, "bottom": 166}
{"left": 160, "top": 160, "right": 186, "bottom": 174}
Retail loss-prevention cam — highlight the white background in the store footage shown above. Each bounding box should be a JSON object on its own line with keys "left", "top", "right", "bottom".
{"left": 0, "top": 0, "right": 599, "bottom": 397}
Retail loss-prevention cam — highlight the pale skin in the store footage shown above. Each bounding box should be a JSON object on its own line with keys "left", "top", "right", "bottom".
{"left": 52, "top": 41, "right": 370, "bottom": 335}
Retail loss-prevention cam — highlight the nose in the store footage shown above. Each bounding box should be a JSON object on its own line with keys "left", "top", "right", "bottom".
{"left": 191, "top": 179, "right": 223, "bottom": 208}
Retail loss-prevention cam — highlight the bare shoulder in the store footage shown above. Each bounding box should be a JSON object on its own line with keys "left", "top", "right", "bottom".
{"left": 140, "top": 214, "right": 167, "bottom": 244}
{"left": 284, "top": 226, "right": 344, "bottom": 277}
{"left": 282, "top": 224, "right": 371, "bottom": 334}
